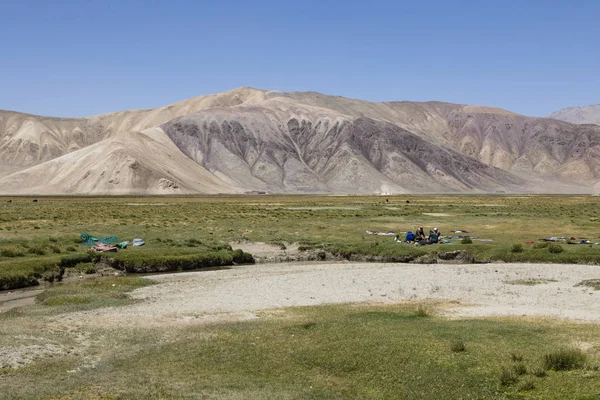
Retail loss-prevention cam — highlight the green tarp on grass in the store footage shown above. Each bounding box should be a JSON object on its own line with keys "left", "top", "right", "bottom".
{"left": 80, "top": 233, "right": 118, "bottom": 246}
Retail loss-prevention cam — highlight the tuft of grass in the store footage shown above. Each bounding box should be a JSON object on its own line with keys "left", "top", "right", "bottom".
{"left": 518, "top": 378, "right": 535, "bottom": 392}
{"left": 575, "top": 279, "right": 600, "bottom": 290}
{"left": 510, "top": 243, "right": 524, "bottom": 253}
{"left": 533, "top": 242, "right": 549, "bottom": 249}
{"left": 0, "top": 247, "right": 25, "bottom": 257}
{"left": 74, "top": 262, "right": 96, "bottom": 275}
{"left": 414, "top": 305, "right": 430, "bottom": 317}
{"left": 532, "top": 367, "right": 547, "bottom": 377}
{"left": 461, "top": 237, "right": 472, "bottom": 244}
{"left": 511, "top": 352, "right": 524, "bottom": 362}
{"left": 513, "top": 363, "right": 527, "bottom": 376}
{"left": 543, "top": 348, "right": 586, "bottom": 371}
{"left": 506, "top": 278, "right": 557, "bottom": 286}
{"left": 450, "top": 340, "right": 466, "bottom": 353}
{"left": 548, "top": 244, "right": 564, "bottom": 254}
{"left": 500, "top": 367, "right": 519, "bottom": 386}
{"left": 27, "top": 246, "right": 46, "bottom": 256}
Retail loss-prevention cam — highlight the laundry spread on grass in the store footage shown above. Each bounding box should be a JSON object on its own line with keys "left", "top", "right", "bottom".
{"left": 80, "top": 233, "right": 118, "bottom": 246}
{"left": 81, "top": 233, "right": 144, "bottom": 252}
{"left": 91, "top": 243, "right": 118, "bottom": 252}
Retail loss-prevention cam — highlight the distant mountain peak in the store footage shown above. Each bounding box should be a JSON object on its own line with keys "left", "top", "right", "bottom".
{"left": 549, "top": 104, "right": 600, "bottom": 125}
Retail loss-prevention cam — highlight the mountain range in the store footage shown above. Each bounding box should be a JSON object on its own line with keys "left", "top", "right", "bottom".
{"left": 549, "top": 105, "right": 600, "bottom": 126}
{"left": 1, "top": 87, "right": 599, "bottom": 195}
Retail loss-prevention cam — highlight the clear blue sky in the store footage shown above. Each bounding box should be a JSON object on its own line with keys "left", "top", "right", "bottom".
{"left": 1, "top": 0, "right": 598, "bottom": 118}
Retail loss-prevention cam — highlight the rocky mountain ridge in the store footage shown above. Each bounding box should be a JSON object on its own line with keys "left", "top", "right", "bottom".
{"left": 1, "top": 88, "right": 599, "bottom": 194}
{"left": 549, "top": 105, "right": 600, "bottom": 126}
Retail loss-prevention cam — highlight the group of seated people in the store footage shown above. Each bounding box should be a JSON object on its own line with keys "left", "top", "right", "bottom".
{"left": 403, "top": 226, "right": 442, "bottom": 245}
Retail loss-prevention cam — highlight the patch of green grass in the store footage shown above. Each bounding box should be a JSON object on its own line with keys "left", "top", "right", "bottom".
{"left": 34, "top": 276, "right": 154, "bottom": 314}
{"left": 575, "top": 279, "right": 600, "bottom": 290}
{"left": 41, "top": 294, "right": 93, "bottom": 306}
{"left": 518, "top": 378, "right": 536, "bottom": 392}
{"left": 3, "top": 304, "right": 599, "bottom": 399}
{"left": 414, "top": 305, "right": 430, "bottom": 317}
{"left": 511, "top": 243, "right": 524, "bottom": 253}
{"left": 548, "top": 244, "right": 564, "bottom": 254}
{"left": 0, "top": 246, "right": 25, "bottom": 257}
{"left": 450, "top": 340, "right": 466, "bottom": 352}
{"left": 506, "top": 278, "right": 558, "bottom": 286}
{"left": 500, "top": 366, "right": 519, "bottom": 386}
{"left": 544, "top": 348, "right": 587, "bottom": 371}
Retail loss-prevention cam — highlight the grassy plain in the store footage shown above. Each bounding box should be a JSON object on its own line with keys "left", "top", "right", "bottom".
{"left": 1, "top": 195, "right": 600, "bottom": 398}
{"left": 1, "top": 194, "right": 600, "bottom": 289}
{"left": 2, "top": 292, "right": 600, "bottom": 399}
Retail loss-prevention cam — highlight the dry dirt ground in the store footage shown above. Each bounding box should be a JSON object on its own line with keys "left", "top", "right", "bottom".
{"left": 3, "top": 259, "right": 600, "bottom": 369}
{"left": 57, "top": 261, "right": 600, "bottom": 330}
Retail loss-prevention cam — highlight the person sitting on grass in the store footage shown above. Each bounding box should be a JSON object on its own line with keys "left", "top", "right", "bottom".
{"left": 416, "top": 226, "right": 426, "bottom": 241}
{"left": 405, "top": 231, "right": 416, "bottom": 243}
{"left": 433, "top": 227, "right": 442, "bottom": 239}
{"left": 427, "top": 229, "right": 439, "bottom": 244}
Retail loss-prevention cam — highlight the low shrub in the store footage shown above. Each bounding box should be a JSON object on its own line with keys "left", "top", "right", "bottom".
{"left": 511, "top": 353, "right": 524, "bottom": 362}
{"left": 461, "top": 237, "right": 473, "bottom": 244}
{"left": 533, "top": 242, "right": 549, "bottom": 249}
{"left": 547, "top": 244, "right": 564, "bottom": 254}
{"left": 66, "top": 246, "right": 77, "bottom": 252}
{"left": 510, "top": 243, "right": 524, "bottom": 253}
{"left": 50, "top": 245, "right": 62, "bottom": 254}
{"left": 544, "top": 348, "right": 586, "bottom": 371}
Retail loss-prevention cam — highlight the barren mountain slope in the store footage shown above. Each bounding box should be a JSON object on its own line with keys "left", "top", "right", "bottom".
{"left": 0, "top": 88, "right": 271, "bottom": 175}
{"left": 1, "top": 88, "right": 599, "bottom": 194}
{"left": 445, "top": 109, "right": 600, "bottom": 181}
{"left": 0, "top": 127, "right": 238, "bottom": 195}
{"left": 0, "top": 111, "right": 105, "bottom": 175}
{"left": 161, "top": 101, "right": 524, "bottom": 194}
{"left": 549, "top": 105, "right": 600, "bottom": 125}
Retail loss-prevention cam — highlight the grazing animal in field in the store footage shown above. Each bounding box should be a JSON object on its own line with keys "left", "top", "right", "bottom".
{"left": 33, "top": 199, "right": 38, "bottom": 203}
{"left": 406, "top": 200, "right": 410, "bottom": 204}
{"left": 7, "top": 200, "right": 11, "bottom": 203}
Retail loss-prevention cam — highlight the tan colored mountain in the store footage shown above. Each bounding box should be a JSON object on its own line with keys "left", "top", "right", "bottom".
{"left": 549, "top": 105, "right": 600, "bottom": 125}
{"left": 1, "top": 88, "right": 599, "bottom": 194}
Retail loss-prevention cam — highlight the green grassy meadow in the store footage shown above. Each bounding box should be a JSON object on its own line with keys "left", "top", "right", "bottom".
{"left": 1, "top": 194, "right": 600, "bottom": 290}
{"left": 1, "top": 293, "right": 600, "bottom": 399}
{"left": 2, "top": 195, "right": 600, "bottom": 398}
